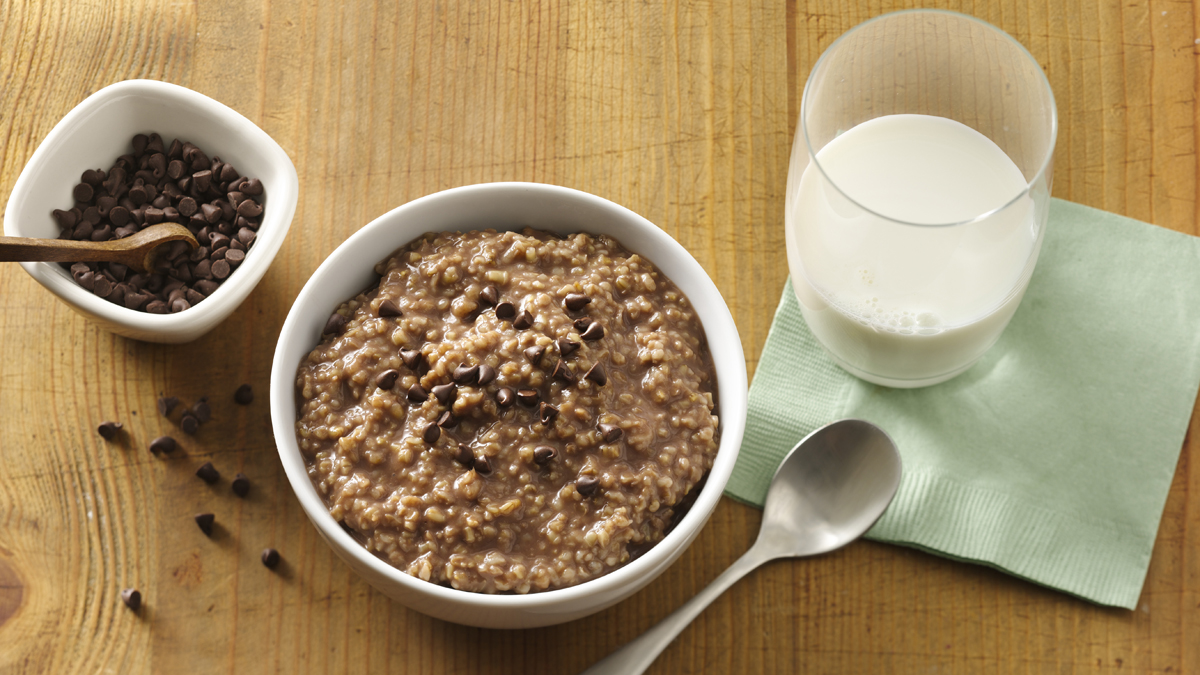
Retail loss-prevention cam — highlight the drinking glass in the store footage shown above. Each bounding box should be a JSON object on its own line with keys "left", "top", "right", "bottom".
{"left": 785, "top": 10, "right": 1057, "bottom": 388}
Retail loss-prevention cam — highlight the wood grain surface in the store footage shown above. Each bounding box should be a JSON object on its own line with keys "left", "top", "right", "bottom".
{"left": 1, "top": 0, "right": 1197, "bottom": 673}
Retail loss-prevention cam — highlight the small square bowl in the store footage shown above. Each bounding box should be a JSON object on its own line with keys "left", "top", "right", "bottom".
{"left": 3, "top": 80, "right": 298, "bottom": 343}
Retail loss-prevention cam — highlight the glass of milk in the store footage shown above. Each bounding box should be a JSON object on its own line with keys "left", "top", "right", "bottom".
{"left": 786, "top": 10, "right": 1057, "bottom": 388}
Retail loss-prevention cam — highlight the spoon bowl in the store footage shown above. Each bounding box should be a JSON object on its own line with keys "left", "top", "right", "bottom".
{"left": 582, "top": 419, "right": 901, "bottom": 675}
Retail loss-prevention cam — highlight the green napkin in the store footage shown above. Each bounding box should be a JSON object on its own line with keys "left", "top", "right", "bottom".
{"left": 727, "top": 198, "right": 1200, "bottom": 609}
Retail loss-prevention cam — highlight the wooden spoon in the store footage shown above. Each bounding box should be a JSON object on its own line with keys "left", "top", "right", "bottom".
{"left": 0, "top": 223, "right": 199, "bottom": 273}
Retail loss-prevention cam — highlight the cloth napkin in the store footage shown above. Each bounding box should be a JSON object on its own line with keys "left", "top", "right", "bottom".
{"left": 726, "top": 198, "right": 1200, "bottom": 609}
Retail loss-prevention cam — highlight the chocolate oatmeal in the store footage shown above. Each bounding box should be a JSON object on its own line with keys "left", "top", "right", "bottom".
{"left": 294, "top": 229, "right": 719, "bottom": 593}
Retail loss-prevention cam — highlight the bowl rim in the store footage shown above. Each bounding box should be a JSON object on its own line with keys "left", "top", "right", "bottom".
{"left": 270, "top": 181, "right": 747, "bottom": 609}
{"left": 5, "top": 79, "right": 298, "bottom": 334}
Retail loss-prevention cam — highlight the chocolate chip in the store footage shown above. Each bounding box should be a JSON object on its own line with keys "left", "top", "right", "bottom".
{"left": 231, "top": 473, "right": 250, "bottom": 497}
{"left": 539, "top": 402, "right": 559, "bottom": 425}
{"left": 378, "top": 299, "right": 402, "bottom": 318}
{"left": 452, "top": 363, "right": 480, "bottom": 386}
{"left": 576, "top": 476, "right": 599, "bottom": 496}
{"left": 236, "top": 199, "right": 263, "bottom": 218}
{"left": 191, "top": 399, "right": 211, "bottom": 423}
{"left": 584, "top": 362, "right": 608, "bottom": 386}
{"left": 564, "top": 293, "right": 591, "bottom": 312}
{"left": 423, "top": 423, "right": 441, "bottom": 444}
{"left": 400, "top": 348, "right": 425, "bottom": 371}
{"left": 73, "top": 182, "right": 94, "bottom": 202}
{"left": 455, "top": 443, "right": 475, "bottom": 467}
{"left": 376, "top": 369, "right": 400, "bottom": 390}
{"left": 234, "top": 384, "right": 254, "bottom": 405}
{"left": 516, "top": 389, "right": 539, "bottom": 408}
{"left": 195, "top": 462, "right": 220, "bottom": 484}
{"left": 476, "top": 364, "right": 496, "bottom": 386}
{"left": 261, "top": 548, "right": 281, "bottom": 569}
{"left": 556, "top": 338, "right": 580, "bottom": 357}
{"left": 149, "top": 436, "right": 177, "bottom": 454}
{"left": 533, "top": 446, "right": 556, "bottom": 465}
{"left": 512, "top": 309, "right": 533, "bottom": 330}
{"left": 432, "top": 383, "right": 457, "bottom": 406}
{"left": 193, "top": 169, "right": 212, "bottom": 193}
{"left": 407, "top": 384, "right": 429, "bottom": 404}
{"left": 581, "top": 322, "right": 605, "bottom": 341}
{"left": 525, "top": 344, "right": 546, "bottom": 364}
{"left": 473, "top": 456, "right": 492, "bottom": 474}
{"left": 479, "top": 284, "right": 498, "bottom": 306}
{"left": 194, "top": 513, "right": 215, "bottom": 536}
{"left": 323, "top": 312, "right": 347, "bottom": 336}
{"left": 211, "top": 259, "right": 231, "bottom": 280}
{"left": 494, "top": 301, "right": 516, "bottom": 320}
{"left": 552, "top": 360, "right": 575, "bottom": 385}
{"left": 97, "top": 421, "right": 123, "bottom": 440}
{"left": 496, "top": 387, "right": 515, "bottom": 407}
{"left": 599, "top": 423, "right": 623, "bottom": 443}
{"left": 437, "top": 411, "right": 459, "bottom": 428}
{"left": 180, "top": 414, "right": 199, "bottom": 435}
{"left": 121, "top": 588, "right": 142, "bottom": 611}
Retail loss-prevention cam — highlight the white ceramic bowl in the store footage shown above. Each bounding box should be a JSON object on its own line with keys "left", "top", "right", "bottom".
{"left": 4, "top": 79, "right": 298, "bottom": 343}
{"left": 270, "top": 182, "right": 747, "bottom": 628}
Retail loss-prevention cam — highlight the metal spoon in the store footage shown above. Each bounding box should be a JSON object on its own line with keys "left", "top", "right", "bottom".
{"left": 0, "top": 223, "right": 198, "bottom": 273}
{"left": 582, "top": 418, "right": 902, "bottom": 675}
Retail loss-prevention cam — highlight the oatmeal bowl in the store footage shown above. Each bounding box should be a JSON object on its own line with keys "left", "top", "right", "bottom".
{"left": 270, "top": 182, "right": 746, "bottom": 628}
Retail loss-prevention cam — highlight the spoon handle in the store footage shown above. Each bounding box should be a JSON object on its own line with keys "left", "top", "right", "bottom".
{"left": 580, "top": 543, "right": 773, "bottom": 675}
{"left": 0, "top": 235, "right": 135, "bottom": 264}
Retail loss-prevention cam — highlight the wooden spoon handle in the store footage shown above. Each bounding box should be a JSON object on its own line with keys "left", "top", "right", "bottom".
{"left": 0, "top": 235, "right": 140, "bottom": 265}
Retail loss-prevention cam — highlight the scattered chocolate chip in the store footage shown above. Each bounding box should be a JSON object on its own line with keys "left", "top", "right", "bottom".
{"left": 476, "top": 364, "right": 496, "bottom": 386}
{"left": 494, "top": 301, "right": 516, "bottom": 321}
{"left": 376, "top": 369, "right": 400, "bottom": 390}
{"left": 539, "top": 402, "right": 559, "bottom": 425}
{"left": 525, "top": 344, "right": 546, "bottom": 364}
{"left": 581, "top": 322, "right": 605, "bottom": 341}
{"left": 512, "top": 309, "right": 533, "bottom": 330}
{"left": 195, "top": 462, "right": 220, "bottom": 484}
{"left": 407, "top": 384, "right": 429, "bottom": 404}
{"left": 584, "top": 362, "right": 608, "bottom": 386}
{"left": 495, "top": 387, "right": 515, "bottom": 407}
{"left": 191, "top": 399, "right": 211, "bottom": 423}
{"left": 180, "top": 413, "right": 199, "bottom": 435}
{"left": 231, "top": 473, "right": 250, "bottom": 497}
{"left": 323, "top": 312, "right": 347, "bottom": 336}
{"left": 479, "top": 284, "right": 498, "bottom": 306}
{"left": 452, "top": 363, "right": 480, "bottom": 386}
{"left": 158, "top": 396, "right": 180, "bottom": 417}
{"left": 261, "top": 548, "right": 281, "bottom": 569}
{"left": 552, "top": 360, "right": 575, "bottom": 385}
{"left": 400, "top": 348, "right": 425, "bottom": 371}
{"left": 431, "top": 383, "right": 458, "bottom": 406}
{"left": 473, "top": 456, "right": 492, "bottom": 474}
{"left": 533, "top": 446, "right": 556, "bottom": 465}
{"left": 149, "top": 436, "right": 177, "bottom": 455}
{"left": 378, "top": 299, "right": 402, "bottom": 318}
{"left": 121, "top": 588, "right": 142, "bottom": 611}
{"left": 576, "top": 476, "right": 599, "bottom": 496}
{"left": 564, "top": 293, "right": 591, "bottom": 312}
{"left": 556, "top": 338, "right": 580, "bottom": 357}
{"left": 423, "top": 423, "right": 441, "bottom": 444}
{"left": 194, "top": 513, "right": 215, "bottom": 536}
{"left": 97, "top": 421, "right": 123, "bottom": 440}
{"left": 455, "top": 443, "right": 475, "bottom": 467}
{"left": 599, "top": 423, "right": 623, "bottom": 443}
{"left": 234, "top": 384, "right": 254, "bottom": 405}
{"left": 436, "top": 411, "right": 458, "bottom": 428}
{"left": 516, "top": 389, "right": 539, "bottom": 408}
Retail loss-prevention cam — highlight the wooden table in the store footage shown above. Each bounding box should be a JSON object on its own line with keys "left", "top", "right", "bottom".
{"left": 1, "top": 1, "right": 1197, "bottom": 672}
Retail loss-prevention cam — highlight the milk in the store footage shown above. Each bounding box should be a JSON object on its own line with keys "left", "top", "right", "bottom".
{"left": 785, "top": 114, "right": 1042, "bottom": 387}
